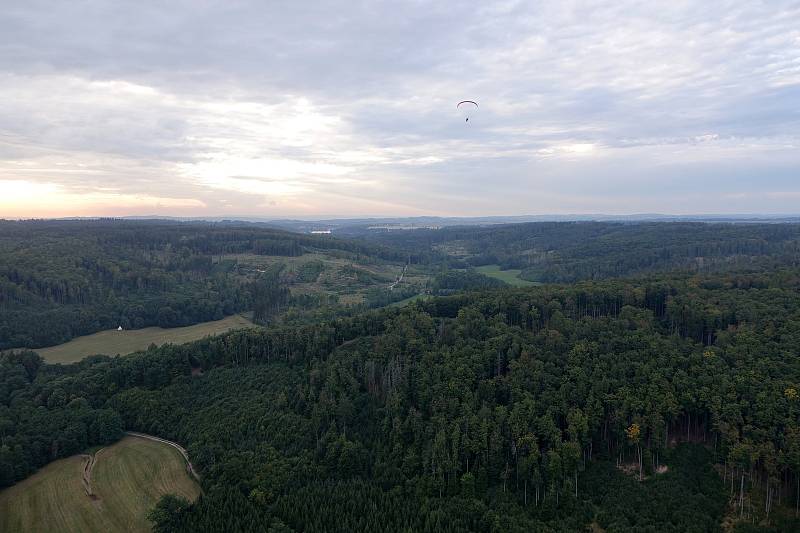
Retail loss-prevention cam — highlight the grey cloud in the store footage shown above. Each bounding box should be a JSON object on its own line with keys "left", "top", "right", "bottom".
{"left": 1, "top": 1, "right": 799, "bottom": 216}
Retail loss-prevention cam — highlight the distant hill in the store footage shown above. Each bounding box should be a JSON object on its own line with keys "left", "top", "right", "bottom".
{"left": 0, "top": 219, "right": 408, "bottom": 350}
{"left": 113, "top": 213, "right": 800, "bottom": 235}
{"left": 360, "top": 220, "right": 800, "bottom": 282}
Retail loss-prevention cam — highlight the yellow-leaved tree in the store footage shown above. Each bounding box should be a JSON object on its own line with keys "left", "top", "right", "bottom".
{"left": 626, "top": 423, "right": 643, "bottom": 481}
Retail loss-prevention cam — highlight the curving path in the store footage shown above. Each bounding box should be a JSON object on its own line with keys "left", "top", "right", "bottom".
{"left": 390, "top": 264, "right": 407, "bottom": 291}
{"left": 125, "top": 431, "right": 200, "bottom": 482}
{"left": 80, "top": 447, "right": 105, "bottom": 499}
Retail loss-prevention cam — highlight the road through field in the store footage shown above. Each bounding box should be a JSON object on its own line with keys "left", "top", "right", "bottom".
{"left": 125, "top": 431, "right": 200, "bottom": 482}
{"left": 0, "top": 435, "right": 200, "bottom": 533}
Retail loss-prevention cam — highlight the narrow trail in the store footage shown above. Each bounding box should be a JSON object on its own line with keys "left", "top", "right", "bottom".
{"left": 125, "top": 431, "right": 200, "bottom": 482}
{"left": 390, "top": 264, "right": 407, "bottom": 291}
{"left": 80, "top": 447, "right": 105, "bottom": 500}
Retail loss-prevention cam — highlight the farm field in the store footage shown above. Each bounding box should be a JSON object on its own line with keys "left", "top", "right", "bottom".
{"left": 35, "top": 314, "right": 256, "bottom": 364}
{"left": 0, "top": 435, "right": 200, "bottom": 533}
{"left": 475, "top": 264, "right": 541, "bottom": 287}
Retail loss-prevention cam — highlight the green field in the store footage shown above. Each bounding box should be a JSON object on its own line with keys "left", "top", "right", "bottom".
{"left": 0, "top": 436, "right": 200, "bottom": 533}
{"left": 476, "top": 264, "right": 541, "bottom": 287}
{"left": 35, "top": 314, "right": 256, "bottom": 364}
{"left": 388, "top": 293, "right": 431, "bottom": 308}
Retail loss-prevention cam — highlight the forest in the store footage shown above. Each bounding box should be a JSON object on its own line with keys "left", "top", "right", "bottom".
{"left": 363, "top": 221, "right": 800, "bottom": 282}
{"left": 0, "top": 219, "right": 408, "bottom": 350}
{"left": 2, "top": 257, "right": 800, "bottom": 531}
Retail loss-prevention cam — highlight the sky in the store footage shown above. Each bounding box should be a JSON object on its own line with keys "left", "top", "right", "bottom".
{"left": 0, "top": 1, "right": 799, "bottom": 219}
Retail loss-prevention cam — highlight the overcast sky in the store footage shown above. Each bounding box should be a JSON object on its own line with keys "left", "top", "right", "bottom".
{"left": 1, "top": 1, "right": 798, "bottom": 218}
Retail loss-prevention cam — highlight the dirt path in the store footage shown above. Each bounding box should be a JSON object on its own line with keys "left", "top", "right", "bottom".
{"left": 80, "top": 447, "right": 106, "bottom": 499}
{"left": 390, "top": 264, "right": 407, "bottom": 291}
{"left": 125, "top": 432, "right": 200, "bottom": 482}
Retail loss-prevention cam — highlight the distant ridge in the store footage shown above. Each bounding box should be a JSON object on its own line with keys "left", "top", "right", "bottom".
{"left": 4, "top": 214, "right": 800, "bottom": 229}
{"left": 120, "top": 213, "right": 800, "bottom": 233}
{"left": 119, "top": 213, "right": 800, "bottom": 223}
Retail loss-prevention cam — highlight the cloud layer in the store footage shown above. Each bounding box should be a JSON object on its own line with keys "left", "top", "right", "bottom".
{"left": 1, "top": 0, "right": 799, "bottom": 217}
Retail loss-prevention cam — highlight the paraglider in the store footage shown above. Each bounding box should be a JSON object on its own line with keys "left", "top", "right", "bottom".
{"left": 457, "top": 100, "right": 478, "bottom": 122}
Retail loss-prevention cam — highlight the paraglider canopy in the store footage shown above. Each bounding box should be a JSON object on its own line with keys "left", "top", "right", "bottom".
{"left": 457, "top": 100, "right": 478, "bottom": 122}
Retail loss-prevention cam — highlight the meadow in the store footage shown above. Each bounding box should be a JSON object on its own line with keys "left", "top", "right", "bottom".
{"left": 0, "top": 436, "right": 200, "bottom": 533}
{"left": 388, "top": 293, "right": 431, "bottom": 308}
{"left": 35, "top": 314, "right": 255, "bottom": 364}
{"left": 475, "top": 264, "right": 541, "bottom": 287}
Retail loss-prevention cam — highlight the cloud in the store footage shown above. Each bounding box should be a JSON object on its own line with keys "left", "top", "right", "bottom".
{"left": 0, "top": 179, "right": 205, "bottom": 218}
{"left": 0, "top": 1, "right": 799, "bottom": 217}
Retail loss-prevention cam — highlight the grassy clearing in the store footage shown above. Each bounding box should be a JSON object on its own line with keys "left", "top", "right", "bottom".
{"left": 476, "top": 264, "right": 541, "bottom": 287}
{"left": 222, "top": 252, "right": 394, "bottom": 278}
{"left": 224, "top": 252, "right": 429, "bottom": 308}
{"left": 91, "top": 436, "right": 201, "bottom": 532}
{"left": 0, "top": 436, "right": 200, "bottom": 533}
{"left": 35, "top": 314, "right": 255, "bottom": 364}
{"left": 388, "top": 293, "right": 431, "bottom": 308}
{"left": 0, "top": 454, "right": 107, "bottom": 533}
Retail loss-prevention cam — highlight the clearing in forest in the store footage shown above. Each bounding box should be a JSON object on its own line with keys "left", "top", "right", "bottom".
{"left": 388, "top": 293, "right": 431, "bottom": 308}
{"left": 475, "top": 264, "right": 541, "bottom": 287}
{"left": 222, "top": 251, "right": 429, "bottom": 306}
{"left": 0, "top": 436, "right": 200, "bottom": 533}
{"left": 34, "top": 314, "right": 256, "bottom": 364}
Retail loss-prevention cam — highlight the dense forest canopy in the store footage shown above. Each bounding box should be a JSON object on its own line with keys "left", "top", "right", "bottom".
{"left": 0, "top": 219, "right": 409, "bottom": 350}
{"left": 3, "top": 263, "right": 800, "bottom": 531}
{"left": 362, "top": 221, "right": 800, "bottom": 282}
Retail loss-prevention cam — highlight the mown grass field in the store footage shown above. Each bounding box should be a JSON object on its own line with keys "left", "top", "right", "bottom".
{"left": 476, "top": 264, "right": 541, "bottom": 287}
{"left": 0, "top": 436, "right": 200, "bottom": 533}
{"left": 35, "top": 314, "right": 255, "bottom": 364}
